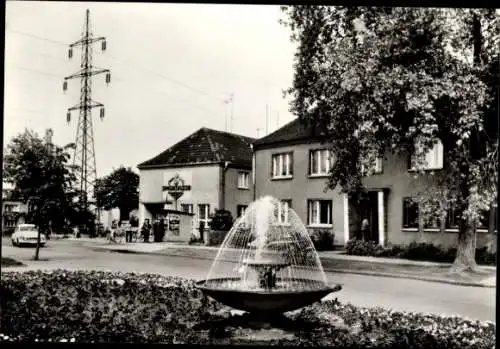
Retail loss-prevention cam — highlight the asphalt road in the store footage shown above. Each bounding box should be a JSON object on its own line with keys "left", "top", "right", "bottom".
{"left": 1, "top": 238, "right": 496, "bottom": 322}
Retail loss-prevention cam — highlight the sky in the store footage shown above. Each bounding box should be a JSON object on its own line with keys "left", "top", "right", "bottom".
{"left": 4, "top": 1, "right": 298, "bottom": 178}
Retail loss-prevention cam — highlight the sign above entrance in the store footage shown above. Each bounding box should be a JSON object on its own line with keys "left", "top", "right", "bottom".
{"left": 162, "top": 174, "right": 191, "bottom": 201}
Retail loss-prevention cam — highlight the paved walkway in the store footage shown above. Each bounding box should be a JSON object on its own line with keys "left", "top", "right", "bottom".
{"left": 68, "top": 237, "right": 496, "bottom": 288}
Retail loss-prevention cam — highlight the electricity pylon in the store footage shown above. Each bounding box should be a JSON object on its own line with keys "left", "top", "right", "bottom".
{"left": 63, "top": 9, "right": 111, "bottom": 227}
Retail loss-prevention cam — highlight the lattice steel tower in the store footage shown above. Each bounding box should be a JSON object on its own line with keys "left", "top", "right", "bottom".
{"left": 63, "top": 9, "right": 111, "bottom": 217}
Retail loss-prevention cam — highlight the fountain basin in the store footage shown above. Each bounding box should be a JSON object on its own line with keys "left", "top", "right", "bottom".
{"left": 196, "top": 277, "right": 342, "bottom": 314}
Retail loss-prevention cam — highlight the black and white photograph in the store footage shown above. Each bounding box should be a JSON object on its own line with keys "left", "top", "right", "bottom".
{"left": 1, "top": 1, "right": 498, "bottom": 346}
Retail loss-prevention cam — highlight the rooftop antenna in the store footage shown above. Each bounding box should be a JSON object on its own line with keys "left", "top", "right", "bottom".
{"left": 266, "top": 104, "right": 269, "bottom": 136}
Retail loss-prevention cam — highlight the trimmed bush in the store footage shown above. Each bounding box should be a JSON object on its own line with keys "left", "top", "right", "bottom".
{"left": 204, "top": 230, "right": 228, "bottom": 246}
{"left": 0, "top": 270, "right": 495, "bottom": 347}
{"left": 310, "top": 229, "right": 335, "bottom": 251}
{"left": 346, "top": 239, "right": 497, "bottom": 266}
{"left": 209, "top": 210, "right": 233, "bottom": 231}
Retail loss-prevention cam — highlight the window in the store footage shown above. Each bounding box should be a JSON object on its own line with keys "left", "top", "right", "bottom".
{"left": 307, "top": 200, "right": 332, "bottom": 226}
{"left": 180, "top": 204, "right": 193, "bottom": 214}
{"left": 272, "top": 152, "right": 293, "bottom": 178}
{"left": 198, "top": 204, "right": 210, "bottom": 228}
{"left": 446, "top": 206, "right": 460, "bottom": 229}
{"left": 409, "top": 139, "right": 444, "bottom": 170}
{"left": 361, "top": 157, "right": 383, "bottom": 175}
{"left": 277, "top": 200, "right": 292, "bottom": 225}
{"left": 237, "top": 205, "right": 247, "bottom": 218}
{"left": 4, "top": 204, "right": 14, "bottom": 212}
{"left": 310, "top": 149, "right": 332, "bottom": 176}
{"left": 238, "top": 172, "right": 250, "bottom": 189}
{"left": 402, "top": 198, "right": 419, "bottom": 229}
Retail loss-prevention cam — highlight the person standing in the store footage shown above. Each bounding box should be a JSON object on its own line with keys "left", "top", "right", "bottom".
{"left": 141, "top": 219, "right": 151, "bottom": 243}
{"left": 361, "top": 218, "right": 370, "bottom": 241}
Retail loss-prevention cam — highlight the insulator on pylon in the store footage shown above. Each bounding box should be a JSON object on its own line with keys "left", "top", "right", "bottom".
{"left": 100, "top": 108, "right": 105, "bottom": 120}
{"left": 102, "top": 40, "right": 107, "bottom": 51}
{"left": 67, "top": 112, "right": 71, "bottom": 123}
{"left": 105, "top": 73, "right": 111, "bottom": 84}
{"left": 63, "top": 80, "right": 68, "bottom": 91}
{"left": 68, "top": 48, "right": 73, "bottom": 59}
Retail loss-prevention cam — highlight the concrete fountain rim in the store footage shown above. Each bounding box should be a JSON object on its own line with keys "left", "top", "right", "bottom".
{"left": 195, "top": 277, "right": 342, "bottom": 295}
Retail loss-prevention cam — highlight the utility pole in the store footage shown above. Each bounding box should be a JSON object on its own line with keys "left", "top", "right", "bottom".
{"left": 63, "top": 9, "right": 110, "bottom": 234}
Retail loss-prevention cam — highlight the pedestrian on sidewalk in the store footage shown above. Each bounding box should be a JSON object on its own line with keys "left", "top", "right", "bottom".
{"left": 141, "top": 219, "right": 151, "bottom": 243}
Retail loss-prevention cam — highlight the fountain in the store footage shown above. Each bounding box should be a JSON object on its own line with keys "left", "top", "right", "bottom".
{"left": 196, "top": 196, "right": 342, "bottom": 315}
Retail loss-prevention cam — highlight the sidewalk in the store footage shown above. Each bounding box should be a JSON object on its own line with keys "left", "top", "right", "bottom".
{"left": 81, "top": 239, "right": 497, "bottom": 288}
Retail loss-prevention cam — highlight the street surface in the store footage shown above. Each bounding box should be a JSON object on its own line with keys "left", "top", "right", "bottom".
{"left": 1, "top": 238, "right": 495, "bottom": 322}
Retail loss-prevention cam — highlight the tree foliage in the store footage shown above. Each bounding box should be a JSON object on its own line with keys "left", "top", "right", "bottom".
{"left": 94, "top": 166, "right": 139, "bottom": 221}
{"left": 282, "top": 6, "right": 499, "bottom": 272}
{"left": 3, "top": 129, "right": 78, "bottom": 258}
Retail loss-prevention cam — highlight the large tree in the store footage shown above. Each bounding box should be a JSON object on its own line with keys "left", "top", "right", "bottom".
{"left": 3, "top": 129, "right": 78, "bottom": 260}
{"left": 94, "top": 166, "right": 139, "bottom": 221}
{"left": 281, "top": 6, "right": 499, "bottom": 272}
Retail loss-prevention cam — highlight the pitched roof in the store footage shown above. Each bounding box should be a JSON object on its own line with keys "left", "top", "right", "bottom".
{"left": 253, "top": 117, "right": 326, "bottom": 149}
{"left": 137, "top": 127, "right": 256, "bottom": 169}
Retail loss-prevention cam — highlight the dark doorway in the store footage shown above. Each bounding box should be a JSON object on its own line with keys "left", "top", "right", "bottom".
{"left": 349, "top": 191, "right": 379, "bottom": 243}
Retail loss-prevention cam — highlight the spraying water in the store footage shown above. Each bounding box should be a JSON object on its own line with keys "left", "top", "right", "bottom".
{"left": 204, "top": 196, "right": 329, "bottom": 291}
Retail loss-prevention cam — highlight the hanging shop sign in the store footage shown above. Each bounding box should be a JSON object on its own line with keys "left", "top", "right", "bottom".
{"left": 162, "top": 174, "right": 191, "bottom": 201}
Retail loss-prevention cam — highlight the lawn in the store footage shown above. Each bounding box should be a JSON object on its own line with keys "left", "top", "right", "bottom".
{"left": 1, "top": 257, "right": 25, "bottom": 267}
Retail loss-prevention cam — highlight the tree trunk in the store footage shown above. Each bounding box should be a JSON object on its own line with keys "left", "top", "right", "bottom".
{"left": 452, "top": 218, "right": 478, "bottom": 273}
{"left": 34, "top": 227, "right": 41, "bottom": 261}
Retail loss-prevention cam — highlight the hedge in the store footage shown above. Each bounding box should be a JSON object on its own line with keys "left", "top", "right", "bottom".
{"left": 0, "top": 270, "right": 495, "bottom": 347}
{"left": 345, "top": 239, "right": 497, "bottom": 266}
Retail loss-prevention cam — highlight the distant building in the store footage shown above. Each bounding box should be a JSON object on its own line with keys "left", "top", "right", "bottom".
{"left": 137, "top": 127, "right": 255, "bottom": 233}
{"left": 1, "top": 183, "right": 28, "bottom": 234}
{"left": 253, "top": 118, "right": 497, "bottom": 248}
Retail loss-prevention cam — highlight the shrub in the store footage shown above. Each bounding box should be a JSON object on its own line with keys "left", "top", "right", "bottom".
{"left": 345, "top": 239, "right": 497, "bottom": 266}
{"left": 204, "top": 230, "right": 228, "bottom": 246}
{"left": 0, "top": 270, "right": 221, "bottom": 344}
{"left": 0, "top": 270, "right": 495, "bottom": 347}
{"left": 209, "top": 210, "right": 233, "bottom": 231}
{"left": 310, "top": 229, "right": 335, "bottom": 251}
{"left": 345, "top": 239, "right": 379, "bottom": 256}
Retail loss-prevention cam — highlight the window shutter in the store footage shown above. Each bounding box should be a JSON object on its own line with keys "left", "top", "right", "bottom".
{"left": 289, "top": 152, "right": 294, "bottom": 175}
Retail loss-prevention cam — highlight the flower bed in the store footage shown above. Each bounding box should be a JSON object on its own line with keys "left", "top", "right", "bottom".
{"left": 0, "top": 270, "right": 495, "bottom": 347}
{"left": 345, "top": 239, "right": 497, "bottom": 266}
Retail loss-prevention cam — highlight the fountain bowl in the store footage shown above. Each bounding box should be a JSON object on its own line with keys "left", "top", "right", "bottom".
{"left": 196, "top": 277, "right": 342, "bottom": 314}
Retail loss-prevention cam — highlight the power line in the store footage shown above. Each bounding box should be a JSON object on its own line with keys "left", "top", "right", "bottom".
{"left": 6, "top": 28, "right": 227, "bottom": 103}
{"left": 7, "top": 60, "right": 219, "bottom": 116}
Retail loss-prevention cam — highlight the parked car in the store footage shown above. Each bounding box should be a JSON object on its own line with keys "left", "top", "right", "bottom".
{"left": 11, "top": 224, "right": 46, "bottom": 247}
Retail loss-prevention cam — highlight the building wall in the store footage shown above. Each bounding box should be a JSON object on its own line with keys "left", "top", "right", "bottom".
{"left": 255, "top": 143, "right": 495, "bottom": 249}
{"left": 254, "top": 142, "right": 346, "bottom": 245}
{"left": 2, "top": 200, "right": 28, "bottom": 233}
{"left": 224, "top": 167, "right": 254, "bottom": 219}
{"left": 138, "top": 165, "right": 221, "bottom": 228}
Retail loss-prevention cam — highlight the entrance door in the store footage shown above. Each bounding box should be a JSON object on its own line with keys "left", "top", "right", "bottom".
{"left": 350, "top": 191, "right": 379, "bottom": 243}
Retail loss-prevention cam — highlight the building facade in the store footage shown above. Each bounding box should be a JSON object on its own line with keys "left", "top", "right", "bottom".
{"left": 253, "top": 118, "right": 497, "bottom": 248}
{"left": 1, "top": 184, "right": 28, "bottom": 234}
{"left": 137, "top": 127, "right": 255, "bottom": 234}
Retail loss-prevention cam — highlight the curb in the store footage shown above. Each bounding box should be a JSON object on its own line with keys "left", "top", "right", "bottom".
{"left": 320, "top": 268, "right": 496, "bottom": 288}
{"left": 89, "top": 246, "right": 496, "bottom": 289}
